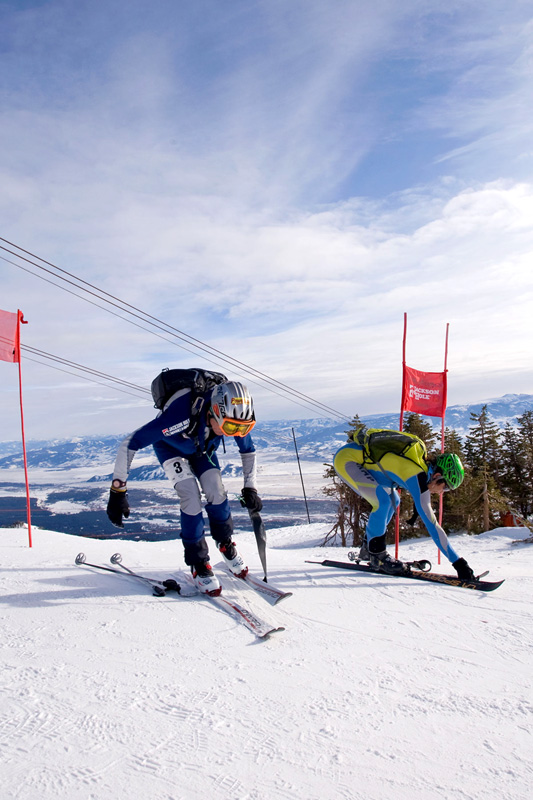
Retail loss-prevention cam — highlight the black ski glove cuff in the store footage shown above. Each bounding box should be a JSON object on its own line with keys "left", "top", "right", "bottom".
{"left": 240, "top": 487, "right": 263, "bottom": 513}
{"left": 406, "top": 509, "right": 419, "bottom": 526}
{"left": 107, "top": 488, "right": 130, "bottom": 528}
{"left": 452, "top": 557, "right": 475, "bottom": 581}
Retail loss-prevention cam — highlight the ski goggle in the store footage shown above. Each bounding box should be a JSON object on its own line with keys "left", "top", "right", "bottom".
{"left": 220, "top": 418, "right": 256, "bottom": 437}
{"left": 435, "top": 477, "right": 451, "bottom": 492}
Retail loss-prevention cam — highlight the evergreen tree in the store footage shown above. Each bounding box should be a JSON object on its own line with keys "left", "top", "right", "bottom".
{"left": 517, "top": 409, "right": 533, "bottom": 463}
{"left": 438, "top": 427, "right": 464, "bottom": 456}
{"left": 517, "top": 410, "right": 533, "bottom": 513}
{"left": 499, "top": 411, "right": 533, "bottom": 519}
{"left": 462, "top": 405, "right": 507, "bottom": 531}
{"left": 465, "top": 405, "right": 502, "bottom": 480}
{"left": 403, "top": 413, "right": 438, "bottom": 452}
{"left": 500, "top": 423, "right": 528, "bottom": 516}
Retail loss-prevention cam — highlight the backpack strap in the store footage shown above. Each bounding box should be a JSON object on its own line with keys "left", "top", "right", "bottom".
{"left": 189, "top": 392, "right": 211, "bottom": 454}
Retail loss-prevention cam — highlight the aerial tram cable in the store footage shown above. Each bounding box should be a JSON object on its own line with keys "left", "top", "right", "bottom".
{"left": 1, "top": 238, "right": 351, "bottom": 421}
{"left": 1, "top": 252, "right": 344, "bottom": 419}
{"left": 22, "top": 355, "right": 151, "bottom": 400}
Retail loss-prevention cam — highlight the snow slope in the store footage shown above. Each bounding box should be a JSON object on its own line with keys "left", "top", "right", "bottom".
{"left": 1, "top": 524, "right": 532, "bottom": 800}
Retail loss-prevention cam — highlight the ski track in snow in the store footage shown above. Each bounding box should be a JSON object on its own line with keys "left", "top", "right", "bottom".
{"left": 1, "top": 524, "right": 532, "bottom": 800}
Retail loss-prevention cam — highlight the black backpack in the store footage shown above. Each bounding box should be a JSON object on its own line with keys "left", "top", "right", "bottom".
{"left": 151, "top": 368, "right": 228, "bottom": 413}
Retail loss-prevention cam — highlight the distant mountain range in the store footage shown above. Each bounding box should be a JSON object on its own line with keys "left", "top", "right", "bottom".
{"left": 0, "top": 393, "right": 532, "bottom": 475}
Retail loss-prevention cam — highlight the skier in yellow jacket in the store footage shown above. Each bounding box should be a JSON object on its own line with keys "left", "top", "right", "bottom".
{"left": 333, "top": 429, "right": 475, "bottom": 580}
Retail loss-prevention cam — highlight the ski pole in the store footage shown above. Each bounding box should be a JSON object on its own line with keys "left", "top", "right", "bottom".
{"left": 240, "top": 498, "right": 268, "bottom": 582}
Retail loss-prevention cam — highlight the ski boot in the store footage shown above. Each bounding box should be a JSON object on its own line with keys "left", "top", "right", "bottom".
{"left": 218, "top": 540, "right": 248, "bottom": 578}
{"left": 369, "top": 551, "right": 409, "bottom": 575}
{"left": 191, "top": 563, "right": 221, "bottom": 596}
{"left": 452, "top": 557, "right": 475, "bottom": 581}
{"left": 358, "top": 537, "right": 370, "bottom": 561}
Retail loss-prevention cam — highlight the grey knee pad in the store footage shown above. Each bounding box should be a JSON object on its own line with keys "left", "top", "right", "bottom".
{"left": 198, "top": 467, "right": 227, "bottom": 505}
{"left": 162, "top": 457, "right": 203, "bottom": 516}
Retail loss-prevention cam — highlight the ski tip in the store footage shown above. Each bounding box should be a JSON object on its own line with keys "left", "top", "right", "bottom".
{"left": 259, "top": 626, "right": 285, "bottom": 638}
{"left": 273, "top": 592, "right": 293, "bottom": 605}
{"left": 478, "top": 578, "right": 505, "bottom": 591}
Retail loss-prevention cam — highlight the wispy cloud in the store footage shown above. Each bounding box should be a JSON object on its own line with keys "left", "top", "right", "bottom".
{"left": 1, "top": 1, "right": 532, "bottom": 439}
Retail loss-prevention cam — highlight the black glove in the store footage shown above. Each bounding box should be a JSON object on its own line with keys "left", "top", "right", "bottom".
{"left": 452, "top": 557, "right": 475, "bottom": 581}
{"left": 240, "top": 487, "right": 263, "bottom": 513}
{"left": 107, "top": 488, "right": 130, "bottom": 528}
{"left": 406, "top": 509, "right": 419, "bottom": 526}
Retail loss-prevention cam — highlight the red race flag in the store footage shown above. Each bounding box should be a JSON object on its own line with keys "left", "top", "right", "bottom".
{"left": 401, "top": 364, "right": 447, "bottom": 419}
{"left": 0, "top": 308, "right": 32, "bottom": 545}
{"left": 0, "top": 308, "right": 23, "bottom": 362}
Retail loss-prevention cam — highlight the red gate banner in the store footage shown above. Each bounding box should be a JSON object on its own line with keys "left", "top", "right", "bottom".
{"left": 401, "top": 365, "right": 447, "bottom": 419}
{"left": 0, "top": 308, "right": 21, "bottom": 363}
{"left": 0, "top": 308, "right": 31, "bottom": 546}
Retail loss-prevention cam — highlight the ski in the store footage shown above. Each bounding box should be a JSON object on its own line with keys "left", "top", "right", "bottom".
{"left": 75, "top": 553, "right": 168, "bottom": 596}
{"left": 305, "top": 559, "right": 505, "bottom": 592}
{"left": 242, "top": 570, "right": 293, "bottom": 605}
{"left": 220, "top": 564, "right": 293, "bottom": 606}
{"left": 207, "top": 593, "right": 284, "bottom": 638}
{"left": 107, "top": 555, "right": 283, "bottom": 639}
{"left": 173, "top": 571, "right": 283, "bottom": 638}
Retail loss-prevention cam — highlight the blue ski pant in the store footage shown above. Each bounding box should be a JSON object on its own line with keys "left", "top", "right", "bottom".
{"left": 333, "top": 455, "right": 399, "bottom": 547}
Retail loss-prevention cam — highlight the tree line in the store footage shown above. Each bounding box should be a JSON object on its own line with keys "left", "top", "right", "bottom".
{"left": 323, "top": 406, "right": 533, "bottom": 547}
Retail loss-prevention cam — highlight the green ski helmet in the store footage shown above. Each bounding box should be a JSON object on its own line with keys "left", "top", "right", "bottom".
{"left": 434, "top": 453, "right": 465, "bottom": 490}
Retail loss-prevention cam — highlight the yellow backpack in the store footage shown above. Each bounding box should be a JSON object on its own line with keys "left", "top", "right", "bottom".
{"left": 353, "top": 428, "right": 428, "bottom": 472}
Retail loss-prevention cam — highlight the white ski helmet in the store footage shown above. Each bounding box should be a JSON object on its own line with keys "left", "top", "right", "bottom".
{"left": 210, "top": 381, "right": 256, "bottom": 437}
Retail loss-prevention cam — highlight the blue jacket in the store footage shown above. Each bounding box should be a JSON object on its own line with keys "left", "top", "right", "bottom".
{"left": 112, "top": 388, "right": 256, "bottom": 484}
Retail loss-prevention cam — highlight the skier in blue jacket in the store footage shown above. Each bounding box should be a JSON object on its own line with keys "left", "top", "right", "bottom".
{"left": 106, "top": 379, "right": 261, "bottom": 596}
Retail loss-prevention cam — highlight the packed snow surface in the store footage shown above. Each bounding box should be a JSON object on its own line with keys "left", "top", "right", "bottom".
{"left": 1, "top": 523, "right": 532, "bottom": 800}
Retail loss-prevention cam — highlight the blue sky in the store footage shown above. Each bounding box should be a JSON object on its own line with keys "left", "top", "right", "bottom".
{"left": 1, "top": 0, "right": 533, "bottom": 439}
